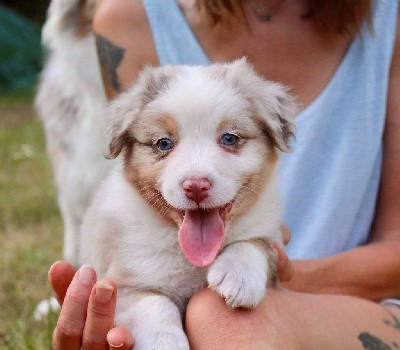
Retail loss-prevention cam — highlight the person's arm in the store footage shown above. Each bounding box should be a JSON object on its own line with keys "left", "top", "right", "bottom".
{"left": 93, "top": 0, "right": 159, "bottom": 100}
{"left": 186, "top": 285, "right": 400, "bottom": 350}
{"left": 282, "top": 12, "right": 400, "bottom": 301}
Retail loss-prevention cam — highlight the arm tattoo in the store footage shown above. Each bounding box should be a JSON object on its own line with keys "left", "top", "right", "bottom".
{"left": 358, "top": 306, "right": 400, "bottom": 349}
{"left": 383, "top": 306, "right": 400, "bottom": 332}
{"left": 358, "top": 333, "right": 392, "bottom": 350}
{"left": 95, "top": 34, "right": 126, "bottom": 93}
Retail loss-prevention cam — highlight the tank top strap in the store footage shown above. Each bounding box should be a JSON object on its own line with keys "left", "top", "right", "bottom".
{"left": 142, "top": 0, "right": 210, "bottom": 65}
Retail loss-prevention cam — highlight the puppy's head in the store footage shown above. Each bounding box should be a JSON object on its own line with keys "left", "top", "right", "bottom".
{"left": 108, "top": 59, "right": 297, "bottom": 267}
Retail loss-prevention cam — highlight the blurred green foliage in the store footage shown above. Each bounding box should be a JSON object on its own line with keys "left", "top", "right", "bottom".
{"left": 0, "top": 5, "right": 45, "bottom": 97}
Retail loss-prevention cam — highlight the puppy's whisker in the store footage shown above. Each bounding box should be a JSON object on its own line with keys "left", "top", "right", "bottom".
{"left": 242, "top": 175, "right": 262, "bottom": 180}
{"left": 141, "top": 192, "right": 175, "bottom": 219}
{"left": 238, "top": 185, "right": 261, "bottom": 198}
{"left": 158, "top": 206, "right": 173, "bottom": 219}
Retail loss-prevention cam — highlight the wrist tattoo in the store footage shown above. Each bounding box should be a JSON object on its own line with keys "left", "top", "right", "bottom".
{"left": 95, "top": 34, "right": 126, "bottom": 93}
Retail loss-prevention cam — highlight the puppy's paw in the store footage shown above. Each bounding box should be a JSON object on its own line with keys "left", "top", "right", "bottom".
{"left": 207, "top": 243, "right": 269, "bottom": 308}
{"left": 134, "top": 330, "right": 189, "bottom": 350}
{"left": 116, "top": 294, "right": 189, "bottom": 350}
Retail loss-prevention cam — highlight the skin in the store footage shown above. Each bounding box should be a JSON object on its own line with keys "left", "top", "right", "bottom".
{"left": 51, "top": 0, "right": 400, "bottom": 348}
{"left": 186, "top": 288, "right": 400, "bottom": 349}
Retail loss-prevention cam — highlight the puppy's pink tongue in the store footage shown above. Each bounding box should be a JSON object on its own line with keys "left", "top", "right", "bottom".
{"left": 179, "top": 209, "right": 224, "bottom": 267}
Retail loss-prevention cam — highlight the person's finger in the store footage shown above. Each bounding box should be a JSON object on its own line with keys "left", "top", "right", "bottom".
{"left": 107, "top": 327, "right": 135, "bottom": 350}
{"left": 273, "top": 244, "right": 294, "bottom": 282}
{"left": 82, "top": 280, "right": 118, "bottom": 349}
{"left": 53, "top": 265, "right": 96, "bottom": 350}
{"left": 48, "top": 260, "right": 77, "bottom": 305}
{"left": 280, "top": 224, "right": 291, "bottom": 246}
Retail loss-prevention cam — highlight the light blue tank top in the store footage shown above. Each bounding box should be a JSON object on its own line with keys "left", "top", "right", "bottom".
{"left": 142, "top": 0, "right": 398, "bottom": 259}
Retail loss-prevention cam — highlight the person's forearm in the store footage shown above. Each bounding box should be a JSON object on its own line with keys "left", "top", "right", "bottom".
{"left": 283, "top": 240, "right": 400, "bottom": 301}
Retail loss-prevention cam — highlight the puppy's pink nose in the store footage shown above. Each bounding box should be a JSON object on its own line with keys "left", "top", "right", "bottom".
{"left": 182, "top": 178, "right": 211, "bottom": 204}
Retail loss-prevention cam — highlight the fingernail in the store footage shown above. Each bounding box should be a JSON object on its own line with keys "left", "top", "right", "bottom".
{"left": 48, "top": 261, "right": 58, "bottom": 279}
{"left": 108, "top": 341, "right": 124, "bottom": 348}
{"left": 96, "top": 282, "right": 114, "bottom": 302}
{"left": 77, "top": 265, "right": 95, "bottom": 284}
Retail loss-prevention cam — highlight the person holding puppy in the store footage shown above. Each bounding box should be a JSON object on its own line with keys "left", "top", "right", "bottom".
{"left": 50, "top": 0, "right": 400, "bottom": 349}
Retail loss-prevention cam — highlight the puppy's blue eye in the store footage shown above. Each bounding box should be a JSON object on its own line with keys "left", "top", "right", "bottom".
{"left": 156, "top": 138, "right": 174, "bottom": 151}
{"left": 220, "top": 133, "right": 239, "bottom": 146}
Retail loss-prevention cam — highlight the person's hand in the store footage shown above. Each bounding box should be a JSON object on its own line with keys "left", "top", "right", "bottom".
{"left": 48, "top": 261, "right": 134, "bottom": 350}
{"left": 272, "top": 225, "right": 294, "bottom": 282}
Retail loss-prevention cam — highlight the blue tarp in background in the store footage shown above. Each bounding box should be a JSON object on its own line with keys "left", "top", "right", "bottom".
{"left": 0, "top": 5, "right": 43, "bottom": 96}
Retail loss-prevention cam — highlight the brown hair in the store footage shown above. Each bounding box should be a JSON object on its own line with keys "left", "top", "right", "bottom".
{"left": 195, "top": 0, "right": 373, "bottom": 34}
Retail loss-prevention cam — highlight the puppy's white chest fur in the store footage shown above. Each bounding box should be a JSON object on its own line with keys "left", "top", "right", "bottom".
{"left": 79, "top": 59, "right": 297, "bottom": 350}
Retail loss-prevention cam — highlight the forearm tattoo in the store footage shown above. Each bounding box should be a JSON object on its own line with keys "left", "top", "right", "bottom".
{"left": 95, "top": 34, "right": 126, "bottom": 94}
{"left": 359, "top": 333, "right": 395, "bottom": 350}
{"left": 358, "top": 305, "right": 400, "bottom": 349}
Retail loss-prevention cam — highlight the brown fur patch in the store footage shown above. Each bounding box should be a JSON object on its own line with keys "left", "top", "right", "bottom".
{"left": 247, "top": 238, "right": 279, "bottom": 288}
{"left": 108, "top": 72, "right": 181, "bottom": 224}
{"left": 62, "top": 0, "right": 96, "bottom": 38}
{"left": 228, "top": 147, "right": 277, "bottom": 221}
{"left": 217, "top": 115, "right": 264, "bottom": 154}
{"left": 123, "top": 143, "right": 182, "bottom": 227}
{"left": 75, "top": 0, "right": 96, "bottom": 38}
{"left": 155, "top": 114, "right": 179, "bottom": 137}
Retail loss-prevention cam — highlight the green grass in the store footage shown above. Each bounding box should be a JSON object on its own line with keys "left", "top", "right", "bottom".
{"left": 0, "top": 97, "right": 63, "bottom": 349}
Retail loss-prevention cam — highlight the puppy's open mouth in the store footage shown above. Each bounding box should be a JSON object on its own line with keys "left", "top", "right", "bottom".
{"left": 178, "top": 203, "right": 232, "bottom": 267}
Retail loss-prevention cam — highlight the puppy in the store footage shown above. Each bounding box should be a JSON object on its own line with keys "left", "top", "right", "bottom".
{"left": 79, "top": 59, "right": 297, "bottom": 350}
{"left": 35, "top": 0, "right": 110, "bottom": 265}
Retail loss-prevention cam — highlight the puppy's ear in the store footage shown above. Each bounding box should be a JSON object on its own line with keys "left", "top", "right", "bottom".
{"left": 107, "top": 66, "right": 173, "bottom": 159}
{"left": 253, "top": 82, "right": 298, "bottom": 152}
{"left": 106, "top": 90, "right": 139, "bottom": 159}
{"left": 108, "top": 129, "right": 131, "bottom": 159}
{"left": 223, "top": 58, "right": 299, "bottom": 152}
